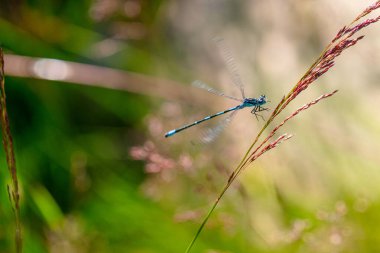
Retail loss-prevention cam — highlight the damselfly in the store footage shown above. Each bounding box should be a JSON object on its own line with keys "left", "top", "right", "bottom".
{"left": 164, "top": 38, "right": 268, "bottom": 140}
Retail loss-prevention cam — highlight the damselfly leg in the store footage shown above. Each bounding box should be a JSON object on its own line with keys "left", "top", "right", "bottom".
{"left": 251, "top": 106, "right": 269, "bottom": 121}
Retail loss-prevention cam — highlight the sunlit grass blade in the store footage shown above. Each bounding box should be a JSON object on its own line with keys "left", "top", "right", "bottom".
{"left": 185, "top": 1, "right": 380, "bottom": 251}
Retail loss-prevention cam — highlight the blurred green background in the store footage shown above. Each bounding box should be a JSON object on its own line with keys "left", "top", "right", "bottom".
{"left": 1, "top": 0, "right": 380, "bottom": 252}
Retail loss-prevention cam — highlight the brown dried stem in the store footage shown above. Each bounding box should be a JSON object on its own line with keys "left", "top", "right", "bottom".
{"left": 0, "top": 48, "right": 22, "bottom": 253}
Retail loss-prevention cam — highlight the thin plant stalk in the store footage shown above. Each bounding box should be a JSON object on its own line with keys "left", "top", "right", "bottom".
{"left": 185, "top": 1, "right": 380, "bottom": 252}
{"left": 0, "top": 48, "right": 22, "bottom": 253}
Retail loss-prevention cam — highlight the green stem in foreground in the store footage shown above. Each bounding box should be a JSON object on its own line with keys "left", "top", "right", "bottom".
{"left": 185, "top": 182, "right": 231, "bottom": 253}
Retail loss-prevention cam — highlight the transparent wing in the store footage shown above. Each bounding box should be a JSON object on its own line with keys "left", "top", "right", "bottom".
{"left": 192, "top": 80, "right": 242, "bottom": 102}
{"left": 213, "top": 37, "right": 246, "bottom": 99}
{"left": 198, "top": 110, "right": 238, "bottom": 145}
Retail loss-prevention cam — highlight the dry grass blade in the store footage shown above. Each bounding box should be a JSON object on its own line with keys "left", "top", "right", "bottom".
{"left": 185, "top": 2, "right": 380, "bottom": 252}
{"left": 232, "top": 90, "right": 338, "bottom": 183}
{"left": 249, "top": 91, "right": 337, "bottom": 165}
{"left": 0, "top": 48, "right": 22, "bottom": 253}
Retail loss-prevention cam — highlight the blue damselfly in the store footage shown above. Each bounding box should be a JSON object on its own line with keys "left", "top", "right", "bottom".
{"left": 164, "top": 38, "right": 268, "bottom": 140}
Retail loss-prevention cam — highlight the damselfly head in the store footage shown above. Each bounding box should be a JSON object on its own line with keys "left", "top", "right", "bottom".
{"left": 258, "top": 95, "right": 267, "bottom": 105}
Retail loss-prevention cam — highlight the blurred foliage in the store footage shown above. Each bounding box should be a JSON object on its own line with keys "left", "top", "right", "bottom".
{"left": 0, "top": 0, "right": 380, "bottom": 253}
